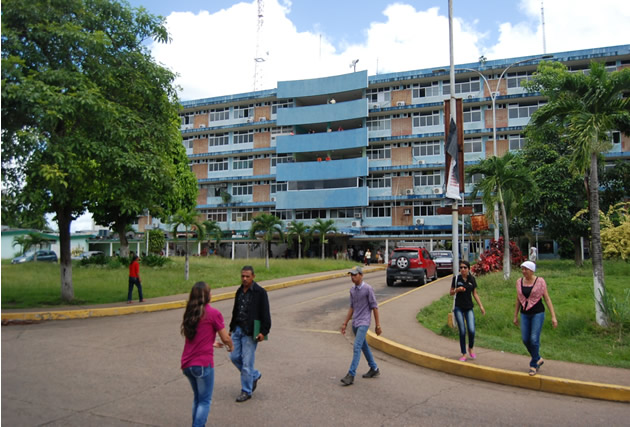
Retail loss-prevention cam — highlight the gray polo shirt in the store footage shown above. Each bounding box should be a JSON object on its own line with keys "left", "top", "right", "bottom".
{"left": 349, "top": 281, "right": 378, "bottom": 327}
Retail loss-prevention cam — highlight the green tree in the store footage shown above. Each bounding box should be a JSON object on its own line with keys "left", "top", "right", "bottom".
{"left": 249, "top": 213, "right": 284, "bottom": 269}
{"left": 145, "top": 228, "right": 166, "bottom": 255}
{"left": 467, "top": 153, "right": 534, "bottom": 279}
{"left": 171, "top": 208, "right": 204, "bottom": 280}
{"left": 1, "top": 0, "right": 178, "bottom": 301}
{"left": 311, "top": 219, "right": 338, "bottom": 260}
{"left": 600, "top": 160, "right": 630, "bottom": 212}
{"left": 528, "top": 61, "right": 630, "bottom": 327}
{"left": 12, "top": 232, "right": 53, "bottom": 258}
{"left": 202, "top": 219, "right": 223, "bottom": 255}
{"left": 286, "top": 220, "right": 311, "bottom": 259}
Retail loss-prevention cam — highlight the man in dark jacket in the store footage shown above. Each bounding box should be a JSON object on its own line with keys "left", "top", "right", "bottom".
{"left": 229, "top": 265, "right": 271, "bottom": 402}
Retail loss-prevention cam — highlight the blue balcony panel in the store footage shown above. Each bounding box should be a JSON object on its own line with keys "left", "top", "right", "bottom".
{"left": 276, "top": 127, "right": 367, "bottom": 154}
{"left": 278, "top": 71, "right": 367, "bottom": 99}
{"left": 277, "top": 98, "right": 367, "bottom": 126}
{"left": 276, "top": 187, "right": 369, "bottom": 210}
{"left": 276, "top": 157, "right": 368, "bottom": 182}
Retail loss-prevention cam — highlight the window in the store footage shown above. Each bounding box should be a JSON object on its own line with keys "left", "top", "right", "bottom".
{"left": 413, "top": 140, "right": 441, "bottom": 157}
{"left": 205, "top": 209, "right": 227, "bottom": 222}
{"left": 330, "top": 208, "right": 361, "bottom": 218}
{"left": 367, "top": 175, "right": 391, "bottom": 188}
{"left": 413, "top": 111, "right": 440, "bottom": 127}
{"left": 508, "top": 102, "right": 546, "bottom": 119}
{"left": 233, "top": 105, "right": 253, "bottom": 119}
{"left": 366, "top": 87, "right": 391, "bottom": 103}
{"left": 232, "top": 208, "right": 254, "bottom": 221}
{"left": 271, "top": 182, "right": 288, "bottom": 193}
{"left": 181, "top": 113, "right": 194, "bottom": 126}
{"left": 463, "top": 106, "right": 482, "bottom": 123}
{"left": 465, "top": 173, "right": 483, "bottom": 185}
{"left": 412, "top": 82, "right": 440, "bottom": 98}
{"left": 233, "top": 156, "right": 253, "bottom": 170}
{"left": 295, "top": 210, "right": 326, "bottom": 220}
{"left": 413, "top": 201, "right": 440, "bottom": 216}
{"left": 233, "top": 130, "right": 254, "bottom": 144}
{"left": 367, "top": 116, "right": 391, "bottom": 132}
{"left": 443, "top": 78, "right": 480, "bottom": 95}
{"left": 367, "top": 203, "right": 391, "bottom": 218}
{"left": 209, "top": 108, "right": 229, "bottom": 122}
{"left": 464, "top": 137, "right": 483, "bottom": 153}
{"left": 271, "top": 154, "right": 294, "bottom": 167}
{"left": 208, "top": 133, "right": 229, "bottom": 147}
{"left": 271, "top": 100, "right": 293, "bottom": 114}
{"left": 509, "top": 134, "right": 527, "bottom": 151}
{"left": 506, "top": 71, "right": 534, "bottom": 89}
{"left": 367, "top": 146, "right": 391, "bottom": 160}
{"left": 183, "top": 137, "right": 194, "bottom": 149}
{"left": 208, "top": 158, "right": 228, "bottom": 172}
{"left": 269, "top": 209, "right": 292, "bottom": 220}
{"left": 414, "top": 170, "right": 441, "bottom": 187}
{"left": 611, "top": 131, "right": 621, "bottom": 144}
{"left": 232, "top": 183, "right": 253, "bottom": 196}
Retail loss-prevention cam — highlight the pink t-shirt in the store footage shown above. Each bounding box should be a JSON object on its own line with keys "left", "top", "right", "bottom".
{"left": 181, "top": 304, "right": 225, "bottom": 369}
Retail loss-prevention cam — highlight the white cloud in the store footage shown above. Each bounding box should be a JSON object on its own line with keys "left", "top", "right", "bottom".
{"left": 149, "top": 0, "right": 630, "bottom": 101}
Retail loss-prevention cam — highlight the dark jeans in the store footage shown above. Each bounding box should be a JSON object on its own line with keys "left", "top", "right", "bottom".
{"left": 453, "top": 306, "right": 476, "bottom": 355}
{"left": 128, "top": 277, "right": 143, "bottom": 301}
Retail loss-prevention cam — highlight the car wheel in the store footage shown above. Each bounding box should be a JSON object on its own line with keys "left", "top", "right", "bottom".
{"left": 395, "top": 256, "right": 410, "bottom": 270}
{"left": 417, "top": 271, "right": 426, "bottom": 286}
{"left": 386, "top": 277, "right": 394, "bottom": 287}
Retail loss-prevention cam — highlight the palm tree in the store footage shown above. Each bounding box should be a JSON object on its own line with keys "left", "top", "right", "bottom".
{"left": 467, "top": 153, "right": 534, "bottom": 279}
{"left": 529, "top": 61, "right": 630, "bottom": 327}
{"left": 311, "top": 219, "right": 338, "bottom": 260}
{"left": 12, "top": 232, "right": 53, "bottom": 259}
{"left": 202, "top": 219, "right": 222, "bottom": 256}
{"left": 249, "top": 213, "right": 284, "bottom": 269}
{"left": 170, "top": 208, "right": 204, "bottom": 280}
{"left": 286, "top": 220, "right": 310, "bottom": 259}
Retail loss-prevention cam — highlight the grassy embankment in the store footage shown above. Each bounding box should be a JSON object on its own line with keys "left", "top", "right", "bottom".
{"left": 417, "top": 259, "right": 630, "bottom": 368}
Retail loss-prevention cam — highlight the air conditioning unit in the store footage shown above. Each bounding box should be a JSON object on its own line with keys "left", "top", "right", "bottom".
{"left": 373, "top": 104, "right": 379, "bottom": 109}
{"left": 416, "top": 218, "right": 425, "bottom": 226}
{"left": 433, "top": 187, "right": 443, "bottom": 194}
{"left": 492, "top": 91, "right": 500, "bottom": 98}
{"left": 198, "top": 124, "right": 205, "bottom": 128}
{"left": 354, "top": 212, "right": 362, "bottom": 219}
{"left": 351, "top": 221, "right": 361, "bottom": 227}
{"left": 403, "top": 208, "right": 411, "bottom": 216}
{"left": 417, "top": 160, "right": 425, "bottom": 165}
{"left": 259, "top": 116, "right": 267, "bottom": 121}
{"left": 270, "top": 197, "right": 276, "bottom": 202}
{"left": 396, "top": 101, "right": 406, "bottom": 106}
{"left": 405, "top": 189, "right": 414, "bottom": 195}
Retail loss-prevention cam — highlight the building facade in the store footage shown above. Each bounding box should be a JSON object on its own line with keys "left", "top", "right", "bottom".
{"left": 178, "top": 45, "right": 630, "bottom": 258}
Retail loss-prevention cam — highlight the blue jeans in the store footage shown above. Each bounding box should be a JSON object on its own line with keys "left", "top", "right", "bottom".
{"left": 348, "top": 325, "right": 378, "bottom": 377}
{"left": 230, "top": 326, "right": 260, "bottom": 395}
{"left": 520, "top": 311, "right": 545, "bottom": 368}
{"left": 183, "top": 365, "right": 214, "bottom": 427}
{"left": 127, "top": 277, "right": 143, "bottom": 301}
{"left": 453, "top": 307, "right": 476, "bottom": 355}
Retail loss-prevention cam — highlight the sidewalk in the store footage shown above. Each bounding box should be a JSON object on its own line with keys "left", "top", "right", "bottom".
{"left": 3, "top": 267, "right": 629, "bottom": 402}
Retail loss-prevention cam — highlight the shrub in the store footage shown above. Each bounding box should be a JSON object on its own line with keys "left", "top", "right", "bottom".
{"left": 141, "top": 254, "right": 171, "bottom": 267}
{"left": 79, "top": 254, "right": 108, "bottom": 266}
{"left": 471, "top": 237, "right": 526, "bottom": 275}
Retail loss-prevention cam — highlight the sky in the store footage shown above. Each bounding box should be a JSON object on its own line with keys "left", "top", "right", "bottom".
{"left": 65, "top": 0, "right": 630, "bottom": 232}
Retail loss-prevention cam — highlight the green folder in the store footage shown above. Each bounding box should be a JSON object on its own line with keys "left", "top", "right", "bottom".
{"left": 253, "top": 319, "right": 268, "bottom": 340}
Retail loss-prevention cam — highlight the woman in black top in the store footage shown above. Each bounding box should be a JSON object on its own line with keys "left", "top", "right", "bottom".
{"left": 450, "top": 260, "right": 486, "bottom": 361}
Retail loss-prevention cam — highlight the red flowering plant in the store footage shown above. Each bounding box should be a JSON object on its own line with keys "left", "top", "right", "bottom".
{"left": 471, "top": 237, "right": 527, "bottom": 275}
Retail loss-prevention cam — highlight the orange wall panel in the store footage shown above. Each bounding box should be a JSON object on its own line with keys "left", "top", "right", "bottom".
{"left": 391, "top": 89, "right": 412, "bottom": 106}
{"left": 392, "top": 117, "right": 412, "bottom": 136}
{"left": 193, "top": 138, "right": 208, "bottom": 155}
{"left": 253, "top": 158, "right": 270, "bottom": 176}
{"left": 391, "top": 147, "right": 412, "bottom": 166}
{"left": 253, "top": 185, "right": 270, "bottom": 202}
{"left": 197, "top": 188, "right": 208, "bottom": 206}
{"left": 193, "top": 114, "right": 208, "bottom": 129}
{"left": 192, "top": 163, "right": 207, "bottom": 180}
{"left": 254, "top": 132, "right": 271, "bottom": 148}
{"left": 254, "top": 106, "right": 271, "bottom": 122}
{"left": 392, "top": 176, "right": 413, "bottom": 195}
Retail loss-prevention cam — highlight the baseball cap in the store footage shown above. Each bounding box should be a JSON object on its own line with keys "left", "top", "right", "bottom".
{"left": 348, "top": 266, "right": 363, "bottom": 275}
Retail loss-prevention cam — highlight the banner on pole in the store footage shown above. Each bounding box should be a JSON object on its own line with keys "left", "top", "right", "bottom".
{"left": 445, "top": 118, "right": 461, "bottom": 200}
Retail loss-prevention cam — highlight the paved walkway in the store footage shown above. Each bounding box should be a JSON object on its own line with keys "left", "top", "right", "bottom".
{"left": 3, "top": 267, "right": 629, "bottom": 402}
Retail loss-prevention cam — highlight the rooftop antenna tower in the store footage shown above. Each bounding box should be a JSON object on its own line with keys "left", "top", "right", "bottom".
{"left": 541, "top": 1, "right": 547, "bottom": 54}
{"left": 253, "top": 0, "right": 266, "bottom": 91}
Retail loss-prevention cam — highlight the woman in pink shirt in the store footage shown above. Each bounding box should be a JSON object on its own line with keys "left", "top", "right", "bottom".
{"left": 181, "top": 282, "right": 233, "bottom": 427}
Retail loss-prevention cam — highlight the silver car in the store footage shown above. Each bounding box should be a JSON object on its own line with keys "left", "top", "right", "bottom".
{"left": 430, "top": 250, "right": 454, "bottom": 276}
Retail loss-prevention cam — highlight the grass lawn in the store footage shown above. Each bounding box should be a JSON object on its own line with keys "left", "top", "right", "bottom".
{"left": 417, "top": 260, "right": 630, "bottom": 368}
{"left": 1, "top": 257, "right": 357, "bottom": 308}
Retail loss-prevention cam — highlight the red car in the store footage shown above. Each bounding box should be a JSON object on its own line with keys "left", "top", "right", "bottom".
{"left": 386, "top": 247, "right": 437, "bottom": 286}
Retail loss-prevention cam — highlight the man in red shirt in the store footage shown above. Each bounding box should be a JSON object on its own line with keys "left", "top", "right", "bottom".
{"left": 127, "top": 254, "right": 144, "bottom": 303}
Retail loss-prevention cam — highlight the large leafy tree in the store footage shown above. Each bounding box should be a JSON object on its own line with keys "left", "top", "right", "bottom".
{"left": 600, "top": 160, "right": 630, "bottom": 212}
{"left": 171, "top": 208, "right": 204, "bottom": 281}
{"left": 311, "top": 219, "right": 338, "bottom": 260}
{"left": 249, "top": 213, "right": 284, "bottom": 269}
{"left": 521, "top": 122, "right": 589, "bottom": 264}
{"left": 286, "top": 220, "right": 310, "bottom": 259}
{"left": 12, "top": 232, "right": 54, "bottom": 258}
{"left": 1, "top": 0, "right": 185, "bottom": 301}
{"left": 467, "top": 153, "right": 534, "bottom": 279}
{"left": 528, "top": 61, "right": 630, "bottom": 327}
{"left": 202, "top": 219, "right": 223, "bottom": 255}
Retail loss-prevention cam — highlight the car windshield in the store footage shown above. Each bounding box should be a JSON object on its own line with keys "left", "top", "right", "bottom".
{"left": 393, "top": 250, "right": 419, "bottom": 259}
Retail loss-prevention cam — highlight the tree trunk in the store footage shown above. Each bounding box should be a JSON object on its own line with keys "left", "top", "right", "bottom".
{"left": 321, "top": 240, "right": 325, "bottom": 260}
{"left": 589, "top": 152, "right": 608, "bottom": 327}
{"left": 298, "top": 238, "right": 302, "bottom": 260}
{"left": 572, "top": 236, "right": 583, "bottom": 267}
{"left": 265, "top": 240, "right": 270, "bottom": 269}
{"left": 184, "top": 233, "right": 189, "bottom": 281}
{"left": 498, "top": 188, "right": 511, "bottom": 280}
{"left": 57, "top": 208, "right": 74, "bottom": 302}
{"left": 116, "top": 221, "right": 129, "bottom": 258}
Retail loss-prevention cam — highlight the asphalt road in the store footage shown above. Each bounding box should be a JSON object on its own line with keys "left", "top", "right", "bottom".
{"left": 2, "top": 271, "right": 628, "bottom": 426}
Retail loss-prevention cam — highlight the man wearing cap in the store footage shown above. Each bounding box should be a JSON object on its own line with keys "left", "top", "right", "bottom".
{"left": 340, "top": 266, "right": 382, "bottom": 386}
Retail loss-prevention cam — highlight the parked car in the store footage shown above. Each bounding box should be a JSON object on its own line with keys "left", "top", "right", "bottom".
{"left": 386, "top": 247, "right": 437, "bottom": 286}
{"left": 430, "top": 250, "right": 454, "bottom": 276}
{"left": 11, "top": 250, "right": 58, "bottom": 264}
{"left": 71, "top": 250, "right": 105, "bottom": 261}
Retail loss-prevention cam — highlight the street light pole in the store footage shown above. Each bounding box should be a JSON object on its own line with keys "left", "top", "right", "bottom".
{"left": 457, "top": 54, "right": 552, "bottom": 241}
